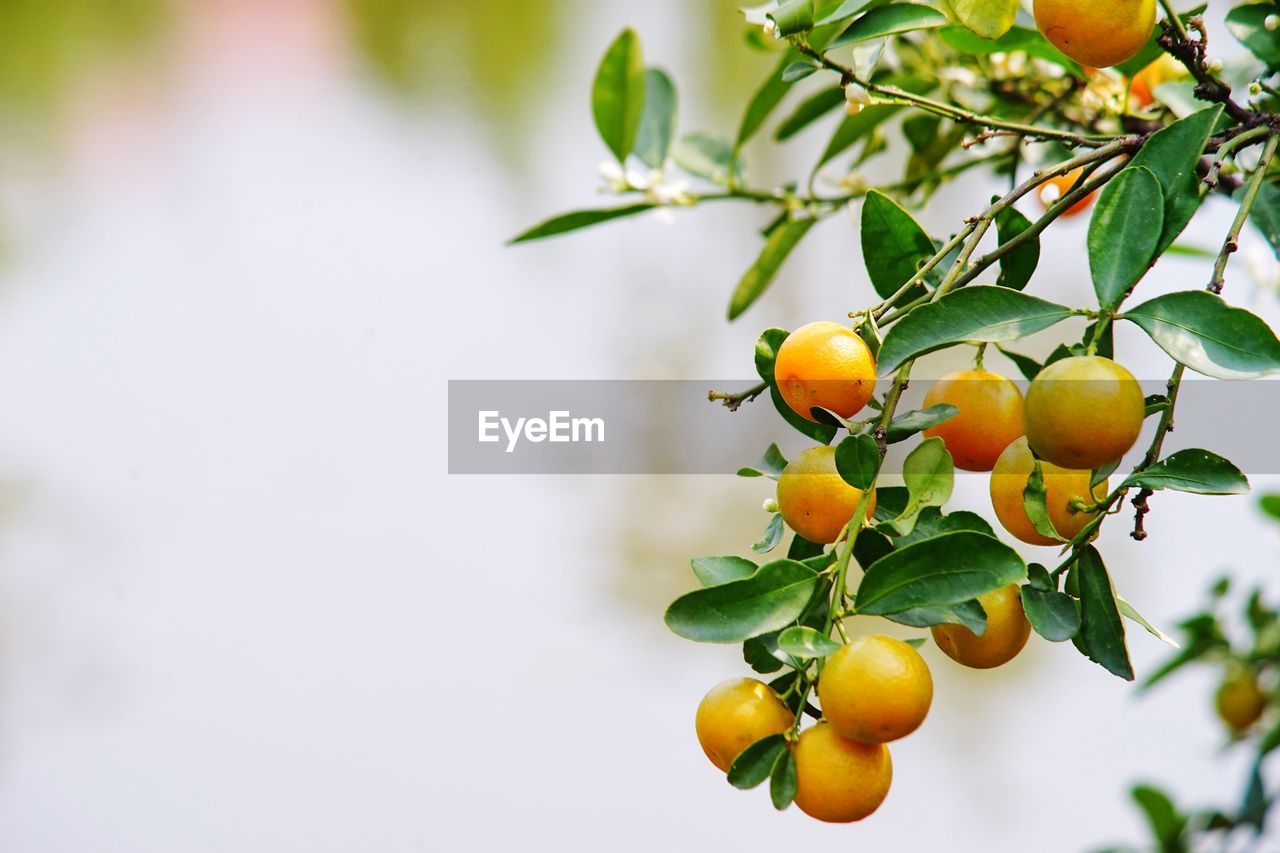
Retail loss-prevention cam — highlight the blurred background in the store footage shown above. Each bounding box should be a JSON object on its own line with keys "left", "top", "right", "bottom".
{"left": 0, "top": 0, "right": 1276, "bottom": 850}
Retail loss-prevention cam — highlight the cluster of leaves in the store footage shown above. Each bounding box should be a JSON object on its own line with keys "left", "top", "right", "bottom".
{"left": 1100, "top": 500, "right": 1280, "bottom": 852}
{"left": 513, "top": 0, "right": 1280, "bottom": 818}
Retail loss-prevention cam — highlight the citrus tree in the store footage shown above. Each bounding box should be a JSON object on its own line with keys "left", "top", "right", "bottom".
{"left": 514, "top": 0, "right": 1280, "bottom": 826}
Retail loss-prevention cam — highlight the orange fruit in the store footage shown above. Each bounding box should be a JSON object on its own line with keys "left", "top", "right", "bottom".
{"left": 1130, "top": 54, "right": 1187, "bottom": 108}
{"left": 989, "top": 436, "right": 1108, "bottom": 546}
{"left": 1024, "top": 355, "right": 1145, "bottom": 470}
{"left": 792, "top": 722, "right": 892, "bottom": 823}
{"left": 694, "top": 678, "right": 794, "bottom": 772}
{"left": 922, "top": 369, "right": 1025, "bottom": 472}
{"left": 1034, "top": 0, "right": 1156, "bottom": 68}
{"left": 776, "top": 446, "right": 877, "bottom": 544}
{"left": 1216, "top": 673, "right": 1267, "bottom": 734}
{"left": 817, "top": 635, "right": 932, "bottom": 744}
{"left": 774, "top": 321, "right": 877, "bottom": 423}
{"left": 931, "top": 584, "right": 1032, "bottom": 669}
{"left": 1037, "top": 167, "right": 1096, "bottom": 217}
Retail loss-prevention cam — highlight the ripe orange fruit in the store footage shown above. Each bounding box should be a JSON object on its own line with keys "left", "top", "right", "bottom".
{"left": 776, "top": 446, "right": 877, "bottom": 544}
{"left": 1034, "top": 0, "right": 1156, "bottom": 68}
{"left": 931, "top": 584, "right": 1032, "bottom": 669}
{"left": 1025, "top": 355, "right": 1145, "bottom": 470}
{"left": 774, "top": 321, "right": 877, "bottom": 423}
{"left": 1037, "top": 167, "right": 1095, "bottom": 217}
{"left": 922, "top": 369, "right": 1025, "bottom": 472}
{"left": 990, "top": 437, "right": 1108, "bottom": 546}
{"left": 792, "top": 722, "right": 892, "bottom": 823}
{"left": 1216, "top": 672, "right": 1267, "bottom": 733}
{"left": 695, "top": 678, "right": 794, "bottom": 772}
{"left": 817, "top": 635, "right": 932, "bottom": 744}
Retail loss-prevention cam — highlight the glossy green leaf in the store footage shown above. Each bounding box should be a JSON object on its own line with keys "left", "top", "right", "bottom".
{"left": 509, "top": 204, "right": 655, "bottom": 244}
{"left": 729, "top": 219, "right": 818, "bottom": 320}
{"left": 1021, "top": 585, "right": 1080, "bottom": 642}
{"left": 1248, "top": 182, "right": 1280, "bottom": 259}
{"left": 1127, "top": 107, "right": 1223, "bottom": 254}
{"left": 1089, "top": 166, "right": 1164, "bottom": 309}
{"left": 856, "top": 531, "right": 1026, "bottom": 615}
{"left": 861, "top": 190, "right": 936, "bottom": 302}
{"left": 816, "top": 0, "right": 873, "bottom": 25}
{"left": 996, "top": 346, "right": 1043, "bottom": 380}
{"left": 1117, "top": 597, "right": 1178, "bottom": 647}
{"left": 770, "top": 748, "right": 798, "bottom": 810}
{"left": 673, "top": 132, "right": 737, "bottom": 185}
{"left": 737, "top": 50, "right": 801, "bottom": 151}
{"left": 780, "top": 61, "right": 819, "bottom": 82}
{"left": 830, "top": 3, "right": 948, "bottom": 48}
{"left": 1131, "top": 785, "right": 1188, "bottom": 848}
{"left": 994, "top": 206, "right": 1039, "bottom": 291}
{"left": 876, "top": 286, "right": 1075, "bottom": 375}
{"left": 1023, "top": 459, "right": 1067, "bottom": 542}
{"left": 1076, "top": 546, "right": 1134, "bottom": 681}
{"left": 882, "top": 437, "right": 954, "bottom": 535}
{"left": 1122, "top": 449, "right": 1250, "bottom": 495}
{"left": 936, "top": 26, "right": 1081, "bottom": 73}
{"left": 776, "top": 87, "right": 845, "bottom": 140}
{"left": 666, "top": 559, "right": 820, "bottom": 642}
{"left": 886, "top": 403, "right": 957, "bottom": 444}
{"left": 691, "top": 555, "right": 758, "bottom": 587}
{"left": 777, "top": 625, "right": 842, "bottom": 658}
{"left": 835, "top": 433, "right": 881, "bottom": 490}
{"left": 754, "top": 329, "right": 839, "bottom": 444}
{"left": 592, "top": 29, "right": 646, "bottom": 163}
{"left": 942, "top": 0, "right": 1018, "bottom": 39}
{"left": 816, "top": 104, "right": 903, "bottom": 169}
{"left": 1122, "top": 290, "right": 1280, "bottom": 379}
{"left": 753, "top": 514, "right": 786, "bottom": 554}
{"left": 634, "top": 68, "right": 677, "bottom": 168}
{"left": 893, "top": 507, "right": 994, "bottom": 547}
{"left": 1227, "top": 4, "right": 1280, "bottom": 67}
{"left": 884, "top": 599, "right": 987, "bottom": 633}
{"left": 728, "top": 734, "right": 788, "bottom": 789}
{"left": 738, "top": 444, "right": 790, "bottom": 479}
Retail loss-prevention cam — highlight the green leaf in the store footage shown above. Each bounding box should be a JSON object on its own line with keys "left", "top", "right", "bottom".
{"left": 666, "top": 559, "right": 820, "bottom": 642}
{"left": 1076, "top": 546, "right": 1134, "bottom": 681}
{"left": 883, "top": 437, "right": 954, "bottom": 536}
{"left": 816, "top": 104, "right": 904, "bottom": 170}
{"left": 776, "top": 87, "right": 845, "bottom": 140}
{"left": 691, "top": 555, "right": 758, "bottom": 587}
{"left": 743, "top": 632, "right": 788, "bottom": 674}
{"left": 1131, "top": 785, "right": 1188, "bottom": 849}
{"left": 728, "top": 734, "right": 788, "bottom": 789}
{"left": 635, "top": 68, "right": 677, "bottom": 169}
{"left": 1122, "top": 449, "right": 1250, "bottom": 495}
{"left": 1089, "top": 166, "right": 1164, "bottom": 310}
{"left": 592, "top": 29, "right": 646, "bottom": 164}
{"left": 816, "top": 0, "right": 873, "bottom": 25}
{"left": 884, "top": 599, "right": 987, "bottom": 633}
{"left": 886, "top": 403, "right": 957, "bottom": 444}
{"left": 835, "top": 433, "right": 881, "bottom": 490}
{"left": 1117, "top": 597, "right": 1178, "bottom": 648}
{"left": 673, "top": 132, "right": 737, "bottom": 185}
{"left": 876, "top": 286, "right": 1075, "bottom": 375}
{"left": 861, "top": 190, "right": 936, "bottom": 302}
{"left": 777, "top": 626, "right": 842, "bottom": 658}
{"left": 729, "top": 219, "right": 818, "bottom": 320}
{"left": 737, "top": 50, "right": 802, "bottom": 151}
{"left": 936, "top": 25, "right": 1082, "bottom": 74}
{"left": 1247, "top": 183, "right": 1280, "bottom": 259}
{"left": 754, "top": 329, "right": 839, "bottom": 444}
{"left": 1121, "top": 290, "right": 1280, "bottom": 380}
{"left": 1227, "top": 4, "right": 1280, "bottom": 68}
{"left": 994, "top": 206, "right": 1039, "bottom": 291}
{"left": 1261, "top": 494, "right": 1280, "bottom": 521}
{"left": 1022, "top": 459, "right": 1067, "bottom": 542}
{"left": 1092, "top": 459, "right": 1121, "bottom": 491}
{"left": 768, "top": 0, "right": 815, "bottom": 36}
{"left": 996, "top": 346, "right": 1043, "bottom": 380}
{"left": 1127, "top": 107, "right": 1223, "bottom": 255}
{"left": 738, "top": 444, "right": 790, "bottom": 479}
{"left": 770, "top": 748, "right": 798, "bottom": 810}
{"left": 753, "top": 514, "right": 786, "bottom": 553}
{"left": 856, "top": 531, "right": 1027, "bottom": 615}
{"left": 780, "top": 61, "right": 819, "bottom": 82}
{"left": 830, "top": 3, "right": 948, "bottom": 48}
{"left": 942, "top": 0, "right": 1018, "bottom": 39}
{"left": 893, "top": 507, "right": 994, "bottom": 547}
{"left": 1021, "top": 585, "right": 1080, "bottom": 642}
{"left": 509, "top": 204, "right": 655, "bottom": 244}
